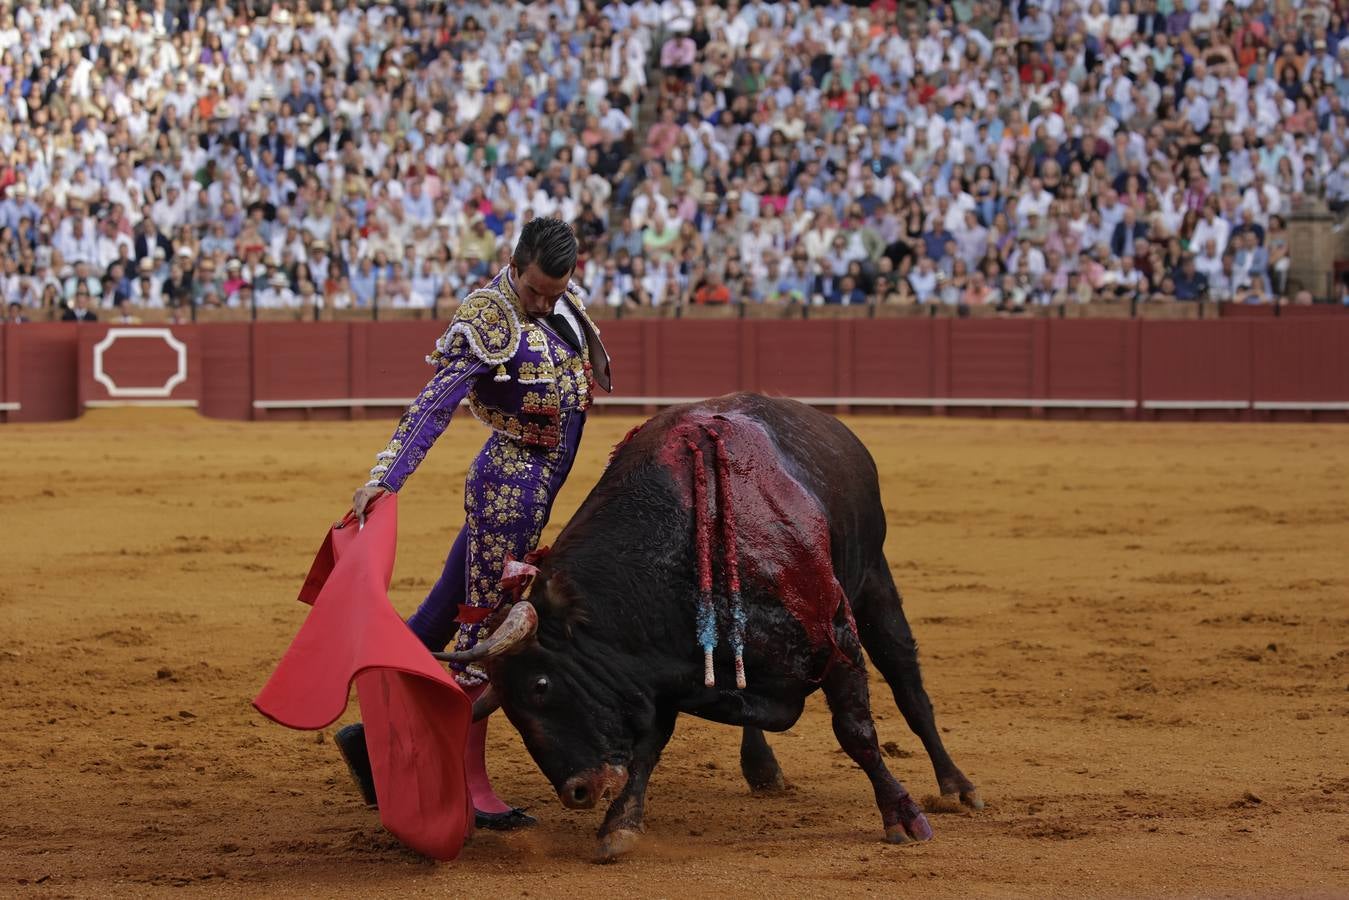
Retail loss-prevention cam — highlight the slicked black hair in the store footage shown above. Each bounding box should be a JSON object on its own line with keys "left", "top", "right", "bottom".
{"left": 512, "top": 217, "right": 578, "bottom": 279}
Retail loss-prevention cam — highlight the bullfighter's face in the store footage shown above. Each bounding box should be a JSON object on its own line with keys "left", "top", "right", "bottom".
{"left": 512, "top": 262, "right": 572, "bottom": 317}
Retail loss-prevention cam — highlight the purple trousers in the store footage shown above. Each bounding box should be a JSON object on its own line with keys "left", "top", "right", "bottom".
{"left": 406, "top": 410, "right": 586, "bottom": 680}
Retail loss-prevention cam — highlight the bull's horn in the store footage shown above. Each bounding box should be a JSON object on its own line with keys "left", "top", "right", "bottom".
{"left": 432, "top": 602, "right": 538, "bottom": 665}
{"left": 471, "top": 684, "right": 500, "bottom": 722}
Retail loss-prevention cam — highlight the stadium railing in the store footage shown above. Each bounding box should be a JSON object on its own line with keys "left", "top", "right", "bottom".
{"left": 18, "top": 299, "right": 1348, "bottom": 326}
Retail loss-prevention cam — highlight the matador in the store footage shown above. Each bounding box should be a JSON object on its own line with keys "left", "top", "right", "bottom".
{"left": 336, "top": 218, "right": 611, "bottom": 830}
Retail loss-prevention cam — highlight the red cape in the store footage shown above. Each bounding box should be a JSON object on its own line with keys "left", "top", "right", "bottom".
{"left": 253, "top": 494, "right": 473, "bottom": 860}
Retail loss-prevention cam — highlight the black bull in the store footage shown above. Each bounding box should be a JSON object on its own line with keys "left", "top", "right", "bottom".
{"left": 452, "top": 393, "right": 981, "bottom": 861}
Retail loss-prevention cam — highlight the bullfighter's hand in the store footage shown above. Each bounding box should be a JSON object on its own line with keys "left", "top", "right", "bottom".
{"left": 352, "top": 485, "right": 387, "bottom": 527}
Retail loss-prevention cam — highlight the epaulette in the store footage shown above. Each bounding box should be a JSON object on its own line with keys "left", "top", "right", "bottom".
{"left": 442, "top": 286, "right": 522, "bottom": 368}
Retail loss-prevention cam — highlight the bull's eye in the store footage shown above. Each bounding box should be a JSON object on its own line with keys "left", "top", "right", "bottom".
{"left": 532, "top": 675, "right": 550, "bottom": 701}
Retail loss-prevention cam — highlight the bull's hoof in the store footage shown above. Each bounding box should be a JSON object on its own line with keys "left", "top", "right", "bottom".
{"left": 938, "top": 776, "right": 983, "bottom": 811}
{"left": 884, "top": 813, "right": 934, "bottom": 844}
{"left": 924, "top": 788, "right": 984, "bottom": 814}
{"left": 746, "top": 769, "right": 792, "bottom": 795}
{"left": 593, "top": 827, "right": 642, "bottom": 863}
{"left": 956, "top": 789, "right": 984, "bottom": 811}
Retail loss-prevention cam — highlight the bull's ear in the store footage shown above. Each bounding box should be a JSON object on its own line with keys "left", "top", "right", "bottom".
{"left": 530, "top": 571, "right": 569, "bottom": 618}
{"left": 532, "top": 571, "right": 587, "bottom": 631}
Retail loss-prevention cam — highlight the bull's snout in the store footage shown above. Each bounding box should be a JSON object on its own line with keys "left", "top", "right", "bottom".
{"left": 559, "top": 764, "right": 629, "bottom": 810}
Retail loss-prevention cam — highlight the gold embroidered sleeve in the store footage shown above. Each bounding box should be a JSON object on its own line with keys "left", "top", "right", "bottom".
{"left": 366, "top": 333, "right": 486, "bottom": 492}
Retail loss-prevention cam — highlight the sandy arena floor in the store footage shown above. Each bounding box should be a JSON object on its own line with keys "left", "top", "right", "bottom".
{"left": 3, "top": 407, "right": 1347, "bottom": 898}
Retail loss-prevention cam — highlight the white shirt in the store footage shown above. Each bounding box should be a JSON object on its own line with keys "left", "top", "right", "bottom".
{"left": 1191, "top": 216, "right": 1231, "bottom": 256}
{"left": 552, "top": 295, "right": 584, "bottom": 349}
{"left": 908, "top": 268, "right": 938, "bottom": 303}
{"left": 257, "top": 286, "right": 298, "bottom": 308}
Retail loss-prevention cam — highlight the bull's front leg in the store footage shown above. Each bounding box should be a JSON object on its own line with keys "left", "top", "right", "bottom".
{"left": 594, "top": 709, "right": 677, "bottom": 863}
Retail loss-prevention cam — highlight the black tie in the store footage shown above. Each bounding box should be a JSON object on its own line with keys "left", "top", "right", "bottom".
{"left": 546, "top": 312, "right": 583, "bottom": 353}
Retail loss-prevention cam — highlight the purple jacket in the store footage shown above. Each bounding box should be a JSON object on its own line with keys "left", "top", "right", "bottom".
{"left": 367, "top": 267, "right": 611, "bottom": 492}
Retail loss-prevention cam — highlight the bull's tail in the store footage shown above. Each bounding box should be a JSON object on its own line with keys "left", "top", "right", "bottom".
{"left": 686, "top": 425, "right": 747, "bottom": 689}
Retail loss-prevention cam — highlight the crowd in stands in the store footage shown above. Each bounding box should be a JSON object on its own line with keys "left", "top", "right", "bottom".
{"left": 2, "top": 0, "right": 1349, "bottom": 324}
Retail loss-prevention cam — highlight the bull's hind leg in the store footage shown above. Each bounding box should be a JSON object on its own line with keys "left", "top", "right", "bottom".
{"left": 741, "top": 728, "right": 789, "bottom": 793}
{"left": 822, "top": 640, "right": 933, "bottom": 844}
{"left": 854, "top": 564, "right": 982, "bottom": 809}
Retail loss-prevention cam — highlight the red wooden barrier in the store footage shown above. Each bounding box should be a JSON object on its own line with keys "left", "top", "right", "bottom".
{"left": 76, "top": 324, "right": 202, "bottom": 411}
{"left": 1044, "top": 320, "right": 1134, "bottom": 400}
{"left": 1140, "top": 320, "right": 1254, "bottom": 419}
{"left": 655, "top": 320, "right": 740, "bottom": 397}
{"left": 0, "top": 323, "right": 13, "bottom": 422}
{"left": 1250, "top": 319, "right": 1349, "bottom": 420}
{"left": 253, "top": 322, "right": 352, "bottom": 407}
{"left": 751, "top": 321, "right": 838, "bottom": 397}
{"left": 2, "top": 318, "right": 1347, "bottom": 424}
{"left": 9, "top": 322, "right": 80, "bottom": 422}
{"left": 1278, "top": 304, "right": 1349, "bottom": 317}
{"left": 595, "top": 320, "right": 644, "bottom": 396}
{"left": 947, "top": 319, "right": 1035, "bottom": 400}
{"left": 200, "top": 323, "right": 253, "bottom": 420}
{"left": 1218, "top": 304, "right": 1278, "bottom": 318}
{"left": 850, "top": 319, "right": 938, "bottom": 398}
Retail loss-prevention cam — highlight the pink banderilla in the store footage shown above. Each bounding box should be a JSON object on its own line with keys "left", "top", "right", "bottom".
{"left": 686, "top": 427, "right": 748, "bottom": 690}
{"left": 686, "top": 438, "right": 717, "bottom": 687}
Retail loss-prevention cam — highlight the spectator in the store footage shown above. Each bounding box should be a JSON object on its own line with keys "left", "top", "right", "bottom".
{"left": 459, "top": 216, "right": 498, "bottom": 276}
{"left": 259, "top": 272, "right": 297, "bottom": 309}
{"left": 62, "top": 287, "right": 98, "bottom": 322}
{"left": 776, "top": 254, "right": 814, "bottom": 304}
{"left": 130, "top": 259, "right": 164, "bottom": 308}
{"left": 0, "top": 0, "right": 1340, "bottom": 325}
{"left": 1191, "top": 205, "right": 1232, "bottom": 258}
{"left": 1232, "top": 231, "right": 1271, "bottom": 299}
{"left": 222, "top": 261, "right": 247, "bottom": 301}
{"left": 693, "top": 269, "right": 731, "bottom": 305}
{"left": 908, "top": 257, "right": 940, "bottom": 304}
{"left": 996, "top": 273, "right": 1028, "bottom": 311}
{"left": 1265, "top": 216, "right": 1292, "bottom": 295}
{"left": 645, "top": 108, "right": 682, "bottom": 160}
{"left": 961, "top": 271, "right": 995, "bottom": 307}
{"left": 1111, "top": 208, "right": 1150, "bottom": 260}
{"left": 642, "top": 208, "right": 681, "bottom": 262}
{"left": 1173, "top": 255, "right": 1210, "bottom": 302}
{"left": 1194, "top": 240, "right": 1225, "bottom": 283}
{"left": 871, "top": 275, "right": 905, "bottom": 306}
{"left": 830, "top": 275, "right": 868, "bottom": 306}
